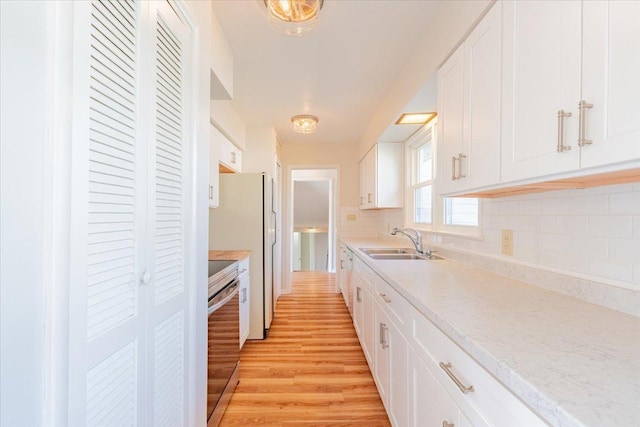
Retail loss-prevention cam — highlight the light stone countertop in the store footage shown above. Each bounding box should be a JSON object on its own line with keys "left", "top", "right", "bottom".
{"left": 341, "top": 237, "right": 640, "bottom": 427}
{"left": 208, "top": 250, "right": 251, "bottom": 261}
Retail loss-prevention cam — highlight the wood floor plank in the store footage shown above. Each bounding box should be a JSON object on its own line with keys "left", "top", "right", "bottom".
{"left": 219, "top": 271, "right": 391, "bottom": 426}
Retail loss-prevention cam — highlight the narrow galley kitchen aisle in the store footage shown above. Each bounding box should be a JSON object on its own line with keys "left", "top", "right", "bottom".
{"left": 219, "top": 272, "right": 390, "bottom": 426}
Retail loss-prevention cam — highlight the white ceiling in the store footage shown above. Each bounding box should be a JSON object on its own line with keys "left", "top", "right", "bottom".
{"left": 211, "top": 0, "right": 441, "bottom": 146}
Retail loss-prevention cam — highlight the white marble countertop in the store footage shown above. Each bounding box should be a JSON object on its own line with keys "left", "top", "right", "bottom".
{"left": 341, "top": 237, "right": 640, "bottom": 427}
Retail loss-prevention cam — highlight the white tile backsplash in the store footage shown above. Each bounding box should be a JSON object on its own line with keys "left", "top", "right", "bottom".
{"left": 342, "top": 182, "right": 640, "bottom": 315}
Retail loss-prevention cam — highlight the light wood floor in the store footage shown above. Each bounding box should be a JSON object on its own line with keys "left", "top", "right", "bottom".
{"left": 219, "top": 271, "right": 391, "bottom": 427}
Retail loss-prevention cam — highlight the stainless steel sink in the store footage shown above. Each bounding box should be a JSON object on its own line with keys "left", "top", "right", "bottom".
{"left": 359, "top": 247, "right": 416, "bottom": 255}
{"left": 360, "top": 248, "right": 444, "bottom": 261}
{"left": 369, "top": 253, "right": 428, "bottom": 260}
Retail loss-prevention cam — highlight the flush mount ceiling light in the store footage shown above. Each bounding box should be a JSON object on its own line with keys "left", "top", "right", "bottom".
{"left": 395, "top": 112, "right": 437, "bottom": 125}
{"left": 291, "top": 114, "right": 319, "bottom": 134}
{"left": 264, "top": 0, "right": 324, "bottom": 36}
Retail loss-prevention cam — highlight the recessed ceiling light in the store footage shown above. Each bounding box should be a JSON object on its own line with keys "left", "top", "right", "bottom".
{"left": 395, "top": 112, "right": 437, "bottom": 125}
{"left": 291, "top": 114, "right": 319, "bottom": 134}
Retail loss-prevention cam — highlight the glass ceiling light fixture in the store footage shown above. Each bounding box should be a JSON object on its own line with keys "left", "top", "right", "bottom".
{"left": 291, "top": 114, "right": 319, "bottom": 134}
{"left": 395, "top": 112, "right": 437, "bottom": 125}
{"left": 264, "top": 0, "right": 324, "bottom": 36}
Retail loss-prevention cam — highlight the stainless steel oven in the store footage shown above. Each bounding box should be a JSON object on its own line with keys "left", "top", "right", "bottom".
{"left": 207, "top": 260, "right": 240, "bottom": 426}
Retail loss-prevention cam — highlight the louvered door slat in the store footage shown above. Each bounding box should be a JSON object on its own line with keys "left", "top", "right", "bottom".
{"left": 107, "top": 0, "right": 135, "bottom": 23}
{"left": 86, "top": 341, "right": 137, "bottom": 427}
{"left": 153, "top": 312, "right": 184, "bottom": 427}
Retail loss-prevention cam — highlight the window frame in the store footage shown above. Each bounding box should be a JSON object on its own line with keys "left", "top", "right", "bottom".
{"left": 404, "top": 120, "right": 482, "bottom": 238}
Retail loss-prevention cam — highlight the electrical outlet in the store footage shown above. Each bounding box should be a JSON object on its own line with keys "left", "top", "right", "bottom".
{"left": 501, "top": 229, "right": 513, "bottom": 256}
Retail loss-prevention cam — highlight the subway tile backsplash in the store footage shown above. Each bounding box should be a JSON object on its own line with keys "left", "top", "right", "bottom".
{"left": 443, "top": 183, "right": 640, "bottom": 289}
{"left": 340, "top": 182, "right": 640, "bottom": 316}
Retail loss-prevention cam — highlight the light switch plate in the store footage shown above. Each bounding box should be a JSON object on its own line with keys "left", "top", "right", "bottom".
{"left": 346, "top": 214, "right": 356, "bottom": 221}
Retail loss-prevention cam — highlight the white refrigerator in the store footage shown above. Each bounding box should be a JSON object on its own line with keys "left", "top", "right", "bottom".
{"left": 209, "top": 173, "right": 276, "bottom": 339}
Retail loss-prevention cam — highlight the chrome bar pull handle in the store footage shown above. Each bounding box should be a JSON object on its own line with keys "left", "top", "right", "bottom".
{"left": 378, "top": 293, "right": 391, "bottom": 303}
{"left": 451, "top": 156, "right": 457, "bottom": 181}
{"left": 380, "top": 323, "right": 389, "bottom": 349}
{"left": 442, "top": 422, "right": 455, "bottom": 427}
{"left": 439, "top": 362, "right": 474, "bottom": 394}
{"left": 457, "top": 153, "right": 466, "bottom": 179}
{"left": 356, "top": 287, "right": 362, "bottom": 303}
{"left": 578, "top": 100, "right": 593, "bottom": 147}
{"left": 367, "top": 193, "right": 372, "bottom": 203}
{"left": 557, "top": 110, "right": 572, "bottom": 152}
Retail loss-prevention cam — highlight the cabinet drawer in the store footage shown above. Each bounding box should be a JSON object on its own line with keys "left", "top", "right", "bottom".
{"left": 411, "top": 313, "right": 546, "bottom": 427}
{"left": 373, "top": 276, "right": 411, "bottom": 330}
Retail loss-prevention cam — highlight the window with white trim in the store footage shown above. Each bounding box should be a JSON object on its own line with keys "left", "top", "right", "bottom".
{"left": 406, "top": 126, "right": 434, "bottom": 228}
{"left": 405, "top": 121, "right": 480, "bottom": 235}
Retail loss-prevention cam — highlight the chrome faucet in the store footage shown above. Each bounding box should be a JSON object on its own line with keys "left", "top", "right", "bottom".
{"left": 390, "top": 227, "right": 438, "bottom": 258}
{"left": 391, "top": 227, "right": 423, "bottom": 254}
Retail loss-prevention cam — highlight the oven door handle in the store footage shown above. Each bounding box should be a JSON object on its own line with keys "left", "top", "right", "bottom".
{"left": 208, "top": 281, "right": 239, "bottom": 315}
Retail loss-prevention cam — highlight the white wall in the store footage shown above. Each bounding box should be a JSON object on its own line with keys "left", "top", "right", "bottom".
{"left": 1, "top": 2, "right": 54, "bottom": 424}
{"left": 243, "top": 125, "right": 278, "bottom": 176}
{"left": 282, "top": 142, "right": 359, "bottom": 206}
{"left": 294, "top": 181, "right": 330, "bottom": 229}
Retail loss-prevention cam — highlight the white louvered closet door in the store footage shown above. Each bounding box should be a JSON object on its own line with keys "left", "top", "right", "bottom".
{"left": 68, "top": 1, "right": 191, "bottom": 425}
{"left": 145, "top": 2, "right": 190, "bottom": 426}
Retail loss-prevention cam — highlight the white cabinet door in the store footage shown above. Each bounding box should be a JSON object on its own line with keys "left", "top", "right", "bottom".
{"left": 409, "top": 348, "right": 461, "bottom": 427}
{"left": 359, "top": 157, "right": 367, "bottom": 208}
{"left": 218, "top": 131, "right": 242, "bottom": 173}
{"left": 359, "top": 144, "right": 403, "bottom": 209}
{"left": 377, "top": 308, "right": 409, "bottom": 427}
{"left": 361, "top": 283, "right": 375, "bottom": 368}
{"left": 501, "top": 0, "right": 582, "bottom": 182}
{"left": 581, "top": 0, "right": 640, "bottom": 169}
{"left": 362, "top": 147, "right": 376, "bottom": 208}
{"left": 438, "top": 44, "right": 465, "bottom": 194}
{"left": 208, "top": 126, "right": 219, "bottom": 208}
{"left": 438, "top": 0, "right": 502, "bottom": 196}
{"left": 373, "top": 305, "right": 390, "bottom": 405}
{"left": 461, "top": 2, "right": 502, "bottom": 190}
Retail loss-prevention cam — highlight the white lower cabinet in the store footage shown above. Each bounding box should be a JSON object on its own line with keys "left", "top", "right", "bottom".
{"left": 374, "top": 304, "right": 409, "bottom": 427}
{"left": 239, "top": 258, "right": 250, "bottom": 349}
{"left": 349, "top": 251, "right": 548, "bottom": 427}
{"left": 409, "top": 347, "right": 462, "bottom": 427}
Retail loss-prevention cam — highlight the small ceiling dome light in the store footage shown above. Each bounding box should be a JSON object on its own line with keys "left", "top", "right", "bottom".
{"left": 395, "top": 112, "right": 437, "bottom": 125}
{"left": 264, "top": 0, "right": 324, "bottom": 36}
{"left": 291, "top": 114, "right": 319, "bottom": 134}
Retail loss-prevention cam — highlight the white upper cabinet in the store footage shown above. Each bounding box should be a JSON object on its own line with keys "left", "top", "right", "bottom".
{"left": 359, "top": 143, "right": 404, "bottom": 209}
{"left": 581, "top": 0, "right": 640, "bottom": 169}
{"left": 215, "top": 125, "right": 242, "bottom": 173}
{"left": 501, "top": 0, "right": 640, "bottom": 185}
{"left": 501, "top": 0, "right": 582, "bottom": 182}
{"left": 438, "top": 2, "right": 502, "bottom": 194}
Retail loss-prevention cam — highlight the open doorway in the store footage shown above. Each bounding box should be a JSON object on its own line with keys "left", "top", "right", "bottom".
{"left": 285, "top": 167, "right": 339, "bottom": 292}
{"left": 293, "top": 180, "right": 330, "bottom": 271}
